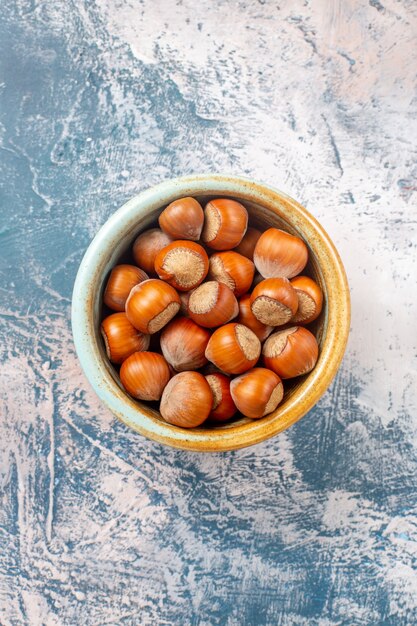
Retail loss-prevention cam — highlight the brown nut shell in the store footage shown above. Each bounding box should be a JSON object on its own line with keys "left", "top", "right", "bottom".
{"left": 158, "top": 197, "right": 204, "bottom": 240}
{"left": 263, "top": 326, "right": 319, "bottom": 379}
{"left": 201, "top": 198, "right": 248, "bottom": 250}
{"left": 205, "top": 373, "right": 237, "bottom": 422}
{"left": 205, "top": 323, "right": 261, "bottom": 374}
{"left": 188, "top": 281, "right": 238, "bottom": 328}
{"left": 101, "top": 312, "right": 150, "bottom": 364}
{"left": 132, "top": 228, "right": 173, "bottom": 276}
{"left": 230, "top": 368, "right": 284, "bottom": 418}
{"left": 160, "top": 371, "right": 213, "bottom": 428}
{"left": 103, "top": 264, "right": 149, "bottom": 312}
{"left": 237, "top": 293, "right": 273, "bottom": 342}
{"left": 120, "top": 351, "right": 171, "bottom": 401}
{"left": 254, "top": 228, "right": 308, "bottom": 279}
{"left": 290, "top": 276, "right": 323, "bottom": 324}
{"left": 125, "top": 279, "right": 180, "bottom": 334}
{"left": 154, "top": 240, "right": 209, "bottom": 291}
{"left": 208, "top": 251, "right": 255, "bottom": 297}
{"left": 160, "top": 317, "right": 210, "bottom": 372}
{"left": 234, "top": 227, "right": 262, "bottom": 260}
{"left": 250, "top": 278, "right": 298, "bottom": 326}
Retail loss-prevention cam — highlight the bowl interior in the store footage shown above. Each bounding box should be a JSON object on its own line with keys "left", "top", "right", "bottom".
{"left": 96, "top": 193, "right": 327, "bottom": 431}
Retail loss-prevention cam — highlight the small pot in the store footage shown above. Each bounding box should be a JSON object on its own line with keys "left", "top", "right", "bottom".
{"left": 72, "top": 174, "right": 350, "bottom": 452}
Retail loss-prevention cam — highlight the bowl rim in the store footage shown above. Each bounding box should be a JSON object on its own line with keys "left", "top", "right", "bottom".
{"left": 72, "top": 174, "right": 350, "bottom": 452}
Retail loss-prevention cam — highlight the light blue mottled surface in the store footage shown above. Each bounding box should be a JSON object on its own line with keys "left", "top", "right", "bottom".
{"left": 1, "top": 1, "right": 416, "bottom": 625}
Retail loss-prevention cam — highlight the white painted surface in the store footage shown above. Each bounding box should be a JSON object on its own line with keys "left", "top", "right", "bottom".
{"left": 1, "top": 0, "right": 416, "bottom": 623}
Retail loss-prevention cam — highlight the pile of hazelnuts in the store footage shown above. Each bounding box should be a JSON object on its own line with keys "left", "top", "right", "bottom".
{"left": 101, "top": 197, "right": 322, "bottom": 429}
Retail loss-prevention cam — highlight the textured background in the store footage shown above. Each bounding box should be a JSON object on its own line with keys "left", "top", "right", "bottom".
{"left": 1, "top": 1, "right": 417, "bottom": 624}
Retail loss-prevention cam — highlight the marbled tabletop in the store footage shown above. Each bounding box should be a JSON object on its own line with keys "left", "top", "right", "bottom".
{"left": 1, "top": 1, "right": 416, "bottom": 624}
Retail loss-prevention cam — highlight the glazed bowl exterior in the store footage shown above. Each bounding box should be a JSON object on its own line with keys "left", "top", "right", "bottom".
{"left": 71, "top": 174, "right": 350, "bottom": 452}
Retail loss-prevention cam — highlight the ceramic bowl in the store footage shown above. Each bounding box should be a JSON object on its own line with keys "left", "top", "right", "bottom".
{"left": 72, "top": 174, "right": 350, "bottom": 452}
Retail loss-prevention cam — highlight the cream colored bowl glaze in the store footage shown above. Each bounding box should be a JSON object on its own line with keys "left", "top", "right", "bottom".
{"left": 72, "top": 175, "right": 350, "bottom": 452}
